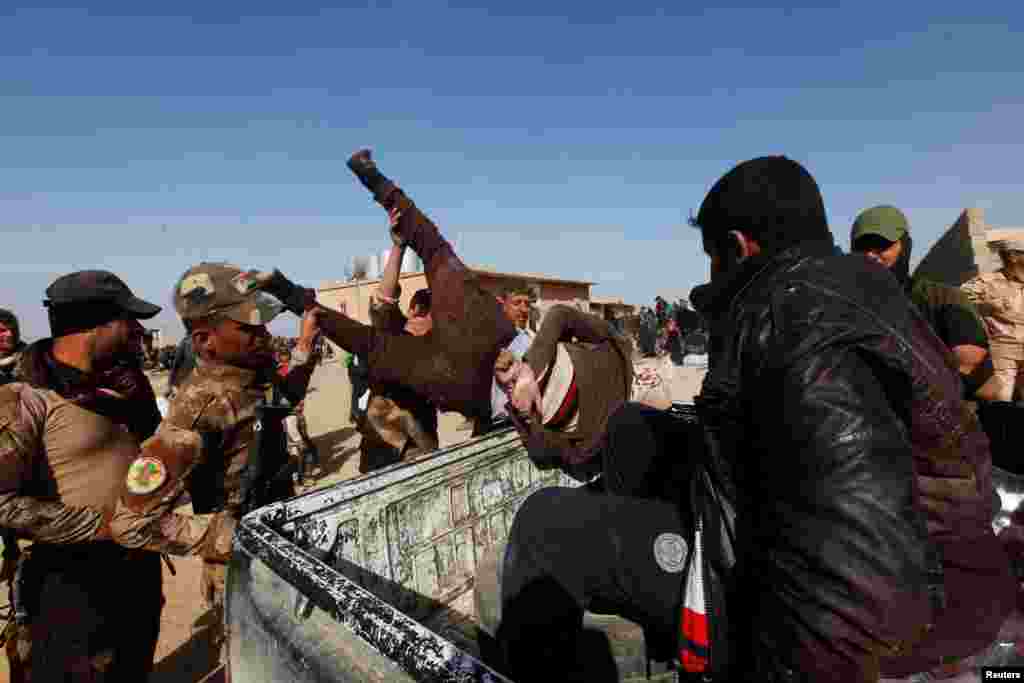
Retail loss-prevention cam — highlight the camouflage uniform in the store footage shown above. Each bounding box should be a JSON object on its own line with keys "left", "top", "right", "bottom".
{"left": 0, "top": 272, "right": 163, "bottom": 682}
{"left": 109, "top": 263, "right": 317, "bottom": 672}
{"left": 962, "top": 240, "right": 1024, "bottom": 402}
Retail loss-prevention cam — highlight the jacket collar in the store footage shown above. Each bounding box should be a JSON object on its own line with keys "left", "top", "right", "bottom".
{"left": 193, "top": 356, "right": 271, "bottom": 388}
{"left": 691, "top": 238, "right": 838, "bottom": 316}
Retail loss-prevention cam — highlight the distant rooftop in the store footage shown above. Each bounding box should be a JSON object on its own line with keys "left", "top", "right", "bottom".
{"left": 467, "top": 265, "right": 594, "bottom": 286}
{"left": 318, "top": 266, "right": 594, "bottom": 291}
{"left": 590, "top": 297, "right": 631, "bottom": 306}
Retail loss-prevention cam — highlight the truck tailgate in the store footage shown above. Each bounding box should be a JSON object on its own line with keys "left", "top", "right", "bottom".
{"left": 227, "top": 425, "right": 577, "bottom": 682}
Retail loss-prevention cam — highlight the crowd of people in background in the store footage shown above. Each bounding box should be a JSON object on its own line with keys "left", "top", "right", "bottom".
{"left": 633, "top": 296, "right": 706, "bottom": 362}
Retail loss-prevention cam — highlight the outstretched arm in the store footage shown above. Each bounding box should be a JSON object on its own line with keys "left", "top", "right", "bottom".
{"left": 276, "top": 308, "right": 321, "bottom": 405}
{"left": 379, "top": 237, "right": 406, "bottom": 303}
{"left": 524, "top": 304, "right": 619, "bottom": 377}
{"left": 370, "top": 239, "right": 411, "bottom": 334}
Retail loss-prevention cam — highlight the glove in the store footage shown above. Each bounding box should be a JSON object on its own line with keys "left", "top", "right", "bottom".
{"left": 256, "top": 269, "right": 317, "bottom": 317}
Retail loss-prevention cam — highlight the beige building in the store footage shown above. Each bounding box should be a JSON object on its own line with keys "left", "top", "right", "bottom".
{"left": 914, "top": 208, "right": 1024, "bottom": 286}
{"left": 315, "top": 266, "right": 593, "bottom": 355}
{"left": 589, "top": 297, "right": 636, "bottom": 322}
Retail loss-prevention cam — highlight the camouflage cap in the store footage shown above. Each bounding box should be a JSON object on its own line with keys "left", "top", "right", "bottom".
{"left": 173, "top": 262, "right": 284, "bottom": 325}
{"left": 851, "top": 205, "right": 909, "bottom": 244}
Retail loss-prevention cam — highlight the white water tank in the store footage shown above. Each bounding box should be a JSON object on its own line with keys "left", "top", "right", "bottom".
{"left": 366, "top": 253, "right": 380, "bottom": 280}
{"left": 402, "top": 250, "right": 422, "bottom": 273}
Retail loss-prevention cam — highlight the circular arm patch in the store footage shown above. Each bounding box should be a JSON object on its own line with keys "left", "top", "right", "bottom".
{"left": 653, "top": 532, "right": 688, "bottom": 574}
{"left": 125, "top": 457, "right": 168, "bottom": 495}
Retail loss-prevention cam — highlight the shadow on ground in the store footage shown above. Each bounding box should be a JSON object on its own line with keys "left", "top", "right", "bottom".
{"left": 308, "top": 426, "right": 359, "bottom": 480}
{"left": 149, "top": 608, "right": 222, "bottom": 683}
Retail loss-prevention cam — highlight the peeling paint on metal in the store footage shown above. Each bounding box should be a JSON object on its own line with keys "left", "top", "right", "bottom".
{"left": 230, "top": 426, "right": 576, "bottom": 683}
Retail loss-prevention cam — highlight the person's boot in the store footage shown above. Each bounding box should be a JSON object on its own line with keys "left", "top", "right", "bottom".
{"left": 346, "top": 149, "right": 446, "bottom": 267}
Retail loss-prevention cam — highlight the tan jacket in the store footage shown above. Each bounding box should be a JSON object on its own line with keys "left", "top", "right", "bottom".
{"left": 962, "top": 269, "right": 1024, "bottom": 358}
{"left": 0, "top": 382, "right": 138, "bottom": 544}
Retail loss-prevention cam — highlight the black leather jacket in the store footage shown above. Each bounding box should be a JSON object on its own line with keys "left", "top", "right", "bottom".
{"left": 692, "top": 239, "right": 935, "bottom": 683}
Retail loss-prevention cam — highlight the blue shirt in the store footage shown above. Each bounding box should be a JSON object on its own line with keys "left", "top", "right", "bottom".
{"left": 490, "top": 328, "right": 534, "bottom": 420}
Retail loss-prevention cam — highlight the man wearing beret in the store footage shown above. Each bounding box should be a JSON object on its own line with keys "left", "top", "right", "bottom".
{"left": 963, "top": 238, "right": 1024, "bottom": 402}
{"left": 109, "top": 262, "right": 320, "bottom": 679}
{"left": 851, "top": 205, "right": 1000, "bottom": 401}
{"left": 0, "top": 271, "right": 164, "bottom": 681}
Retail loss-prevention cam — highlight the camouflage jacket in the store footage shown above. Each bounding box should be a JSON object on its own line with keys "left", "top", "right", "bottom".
{"left": 0, "top": 349, "right": 21, "bottom": 386}
{"left": 110, "top": 357, "right": 315, "bottom": 561}
{"left": 962, "top": 269, "right": 1024, "bottom": 354}
{"left": 0, "top": 341, "right": 160, "bottom": 545}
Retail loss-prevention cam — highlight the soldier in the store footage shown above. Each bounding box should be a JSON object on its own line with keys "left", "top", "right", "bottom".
{"left": 109, "top": 262, "right": 321, "bottom": 679}
{"left": 851, "top": 205, "right": 999, "bottom": 401}
{"left": 962, "top": 238, "right": 1024, "bottom": 402}
{"left": 0, "top": 309, "right": 25, "bottom": 385}
{"left": 0, "top": 271, "right": 164, "bottom": 681}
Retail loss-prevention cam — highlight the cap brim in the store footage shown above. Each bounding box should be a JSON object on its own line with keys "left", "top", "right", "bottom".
{"left": 119, "top": 295, "right": 162, "bottom": 320}
{"left": 221, "top": 294, "right": 284, "bottom": 326}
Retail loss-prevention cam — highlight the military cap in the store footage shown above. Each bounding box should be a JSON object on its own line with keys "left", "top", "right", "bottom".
{"left": 45, "top": 270, "right": 161, "bottom": 319}
{"left": 173, "top": 262, "right": 283, "bottom": 325}
{"left": 851, "top": 205, "right": 909, "bottom": 244}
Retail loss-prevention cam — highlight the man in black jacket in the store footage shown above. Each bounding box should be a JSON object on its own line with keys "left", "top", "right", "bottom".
{"left": 498, "top": 157, "right": 939, "bottom": 682}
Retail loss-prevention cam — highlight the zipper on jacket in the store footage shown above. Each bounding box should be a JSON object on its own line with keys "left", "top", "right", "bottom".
{"left": 695, "top": 517, "right": 712, "bottom": 671}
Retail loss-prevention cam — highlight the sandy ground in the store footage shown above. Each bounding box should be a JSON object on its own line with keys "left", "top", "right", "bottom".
{"left": 0, "top": 355, "right": 706, "bottom": 682}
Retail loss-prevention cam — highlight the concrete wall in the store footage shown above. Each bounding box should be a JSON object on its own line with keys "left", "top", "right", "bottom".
{"left": 913, "top": 208, "right": 993, "bottom": 287}
{"left": 914, "top": 209, "right": 1024, "bottom": 286}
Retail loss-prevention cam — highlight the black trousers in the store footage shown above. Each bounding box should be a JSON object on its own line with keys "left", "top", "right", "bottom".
{"left": 498, "top": 403, "right": 698, "bottom": 681}
{"left": 21, "top": 544, "right": 163, "bottom": 682}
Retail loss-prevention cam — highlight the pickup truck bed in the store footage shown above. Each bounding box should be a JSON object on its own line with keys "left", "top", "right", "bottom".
{"left": 227, "top": 426, "right": 579, "bottom": 682}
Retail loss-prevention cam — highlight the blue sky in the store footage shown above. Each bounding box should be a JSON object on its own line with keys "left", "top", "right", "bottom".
{"left": 2, "top": 2, "right": 1022, "bottom": 341}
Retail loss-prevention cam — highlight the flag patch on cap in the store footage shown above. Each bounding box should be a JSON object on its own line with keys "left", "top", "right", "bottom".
{"left": 231, "top": 271, "right": 261, "bottom": 295}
